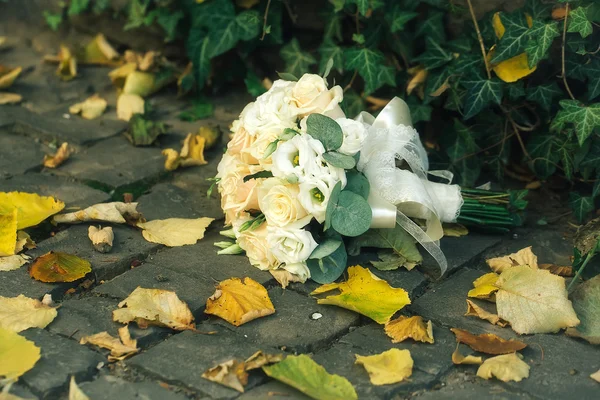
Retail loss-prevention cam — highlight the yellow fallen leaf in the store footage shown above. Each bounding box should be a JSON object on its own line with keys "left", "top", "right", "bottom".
{"left": 486, "top": 246, "right": 538, "bottom": 273}
{"left": 491, "top": 51, "right": 537, "bottom": 83}
{"left": 43, "top": 142, "right": 72, "bottom": 169}
{"left": 0, "top": 37, "right": 5, "bottom": 47}
{"left": 116, "top": 93, "right": 145, "bottom": 122}
{"left": 452, "top": 346, "right": 483, "bottom": 365}
{"left": 442, "top": 223, "right": 469, "bottom": 237}
{"left": 15, "top": 231, "right": 35, "bottom": 254}
{"left": 311, "top": 265, "right": 411, "bottom": 324}
{"left": 124, "top": 50, "right": 159, "bottom": 72}
{"left": 591, "top": 369, "right": 600, "bottom": 383}
{"left": 406, "top": 65, "right": 428, "bottom": 96}
{"left": 79, "top": 33, "right": 120, "bottom": 66}
{"left": 451, "top": 328, "right": 527, "bottom": 355}
{"left": 355, "top": 349, "right": 413, "bottom": 385}
{"left": 0, "top": 65, "right": 22, "bottom": 89}
{"left": 467, "top": 272, "right": 500, "bottom": 300}
{"left": 113, "top": 287, "right": 195, "bottom": 331}
{"left": 69, "top": 95, "right": 107, "bottom": 120}
{"left": 477, "top": 353, "right": 530, "bottom": 382}
{"left": 495, "top": 265, "right": 579, "bottom": 334}
{"left": 29, "top": 251, "right": 92, "bottom": 283}
{"left": 0, "top": 294, "right": 58, "bottom": 332}
{"left": 69, "top": 376, "right": 90, "bottom": 400}
{"left": 88, "top": 226, "right": 114, "bottom": 253}
{"left": 263, "top": 355, "right": 357, "bottom": 400}
{"left": 202, "top": 359, "right": 248, "bottom": 392}
{"left": 0, "top": 92, "right": 22, "bottom": 105}
{"left": 137, "top": 217, "right": 213, "bottom": 247}
{"left": 79, "top": 326, "right": 139, "bottom": 361}
{"left": 0, "top": 255, "right": 31, "bottom": 272}
{"left": 384, "top": 315, "right": 434, "bottom": 344}
{"left": 0, "top": 210, "right": 17, "bottom": 256}
{"left": 0, "top": 192, "right": 65, "bottom": 230}
{"left": 465, "top": 299, "right": 508, "bottom": 327}
{"left": 53, "top": 202, "right": 142, "bottom": 225}
{"left": 205, "top": 277, "right": 275, "bottom": 326}
{"left": 56, "top": 46, "right": 77, "bottom": 81}
{"left": 162, "top": 133, "right": 209, "bottom": 171}
{"left": 0, "top": 328, "right": 41, "bottom": 380}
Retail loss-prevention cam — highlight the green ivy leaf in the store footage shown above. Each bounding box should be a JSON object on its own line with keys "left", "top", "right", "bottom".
{"left": 323, "top": 152, "right": 356, "bottom": 169}
{"left": 323, "top": 11, "right": 343, "bottom": 42}
{"left": 525, "top": 20, "right": 560, "bottom": 68}
{"left": 306, "top": 114, "right": 343, "bottom": 151}
{"left": 156, "top": 9, "right": 184, "bottom": 42}
{"left": 452, "top": 53, "right": 484, "bottom": 75}
{"left": 569, "top": 192, "right": 594, "bottom": 223}
{"left": 491, "top": 12, "right": 531, "bottom": 63}
{"left": 68, "top": 0, "right": 90, "bottom": 16}
{"left": 507, "top": 82, "right": 526, "bottom": 101}
{"left": 584, "top": 58, "right": 600, "bottom": 101}
{"left": 235, "top": 10, "right": 261, "bottom": 40}
{"left": 43, "top": 11, "right": 63, "bottom": 31}
{"left": 526, "top": 134, "right": 559, "bottom": 179}
{"left": 348, "top": 0, "right": 369, "bottom": 16}
{"left": 424, "top": 68, "right": 451, "bottom": 102}
{"left": 345, "top": 47, "right": 395, "bottom": 94}
{"left": 124, "top": 114, "right": 167, "bottom": 147}
{"left": 125, "top": 0, "right": 151, "bottom": 30}
{"left": 406, "top": 97, "right": 432, "bottom": 124}
{"left": 386, "top": 7, "right": 418, "bottom": 33}
{"left": 186, "top": 34, "right": 211, "bottom": 90}
{"left": 318, "top": 39, "right": 344, "bottom": 75}
{"left": 525, "top": 0, "right": 551, "bottom": 19}
{"left": 526, "top": 83, "right": 563, "bottom": 111}
{"left": 280, "top": 38, "right": 317, "bottom": 77}
{"left": 178, "top": 98, "right": 214, "bottom": 121}
{"left": 244, "top": 71, "right": 267, "bottom": 97}
{"left": 462, "top": 79, "right": 503, "bottom": 119}
{"left": 413, "top": 37, "right": 453, "bottom": 70}
{"left": 340, "top": 90, "right": 365, "bottom": 118}
{"left": 446, "top": 120, "right": 481, "bottom": 187}
{"left": 568, "top": 6, "right": 593, "bottom": 38}
{"left": 551, "top": 100, "right": 600, "bottom": 145}
{"left": 416, "top": 11, "right": 445, "bottom": 43}
{"left": 580, "top": 139, "right": 600, "bottom": 170}
{"left": 331, "top": 191, "right": 373, "bottom": 237}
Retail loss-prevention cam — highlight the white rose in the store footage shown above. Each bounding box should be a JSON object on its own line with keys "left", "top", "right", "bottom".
{"left": 291, "top": 74, "right": 344, "bottom": 117}
{"left": 242, "top": 81, "right": 298, "bottom": 138}
{"left": 298, "top": 174, "right": 337, "bottom": 223}
{"left": 237, "top": 223, "right": 279, "bottom": 270}
{"left": 258, "top": 178, "right": 310, "bottom": 228}
{"left": 336, "top": 118, "right": 367, "bottom": 156}
{"left": 267, "top": 226, "right": 318, "bottom": 264}
{"left": 282, "top": 262, "right": 311, "bottom": 282}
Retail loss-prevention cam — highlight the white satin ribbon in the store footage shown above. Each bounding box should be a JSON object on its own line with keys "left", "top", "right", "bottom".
{"left": 356, "top": 97, "right": 464, "bottom": 276}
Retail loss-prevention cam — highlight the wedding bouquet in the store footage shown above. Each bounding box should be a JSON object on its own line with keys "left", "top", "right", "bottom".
{"left": 214, "top": 72, "right": 524, "bottom": 284}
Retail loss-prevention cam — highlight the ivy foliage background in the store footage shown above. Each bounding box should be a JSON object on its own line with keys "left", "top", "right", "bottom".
{"left": 49, "top": 0, "right": 600, "bottom": 222}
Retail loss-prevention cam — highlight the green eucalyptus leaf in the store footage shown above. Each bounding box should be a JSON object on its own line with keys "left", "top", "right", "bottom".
{"left": 331, "top": 191, "right": 372, "bottom": 237}
{"left": 309, "top": 238, "right": 343, "bottom": 259}
{"left": 323, "top": 152, "right": 356, "bottom": 169}
{"left": 324, "top": 181, "right": 342, "bottom": 231}
{"left": 307, "top": 241, "right": 348, "bottom": 284}
{"left": 306, "top": 114, "right": 343, "bottom": 151}
{"left": 345, "top": 170, "right": 370, "bottom": 199}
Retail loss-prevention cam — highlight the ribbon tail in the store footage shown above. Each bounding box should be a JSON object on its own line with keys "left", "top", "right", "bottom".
{"left": 396, "top": 211, "right": 448, "bottom": 277}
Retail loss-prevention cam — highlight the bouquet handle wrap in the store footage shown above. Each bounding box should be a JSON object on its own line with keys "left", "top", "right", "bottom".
{"left": 356, "top": 97, "right": 464, "bottom": 276}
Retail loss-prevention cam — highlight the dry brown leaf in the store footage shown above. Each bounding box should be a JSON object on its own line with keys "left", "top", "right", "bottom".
{"left": 406, "top": 66, "right": 428, "bottom": 96}
{"left": 54, "top": 202, "right": 142, "bottom": 225}
{"left": 69, "top": 95, "right": 107, "bottom": 120}
{"left": 0, "top": 65, "right": 22, "bottom": 89}
{"left": 0, "top": 254, "right": 31, "bottom": 271}
{"left": 88, "top": 226, "right": 114, "bottom": 253}
{"left": 116, "top": 93, "right": 145, "bottom": 121}
{"left": 429, "top": 76, "right": 451, "bottom": 97}
{"left": 79, "top": 326, "right": 139, "bottom": 361}
{"left": 552, "top": 6, "right": 568, "bottom": 20}
{"left": 0, "top": 92, "right": 22, "bottom": 105}
{"left": 113, "top": 287, "right": 195, "bottom": 331}
{"left": 162, "top": 133, "right": 208, "bottom": 171}
{"left": 467, "top": 272, "right": 500, "bottom": 300}
{"left": 591, "top": 369, "right": 600, "bottom": 383}
{"left": 14, "top": 231, "right": 35, "bottom": 254}
{"left": 43, "top": 142, "right": 72, "bottom": 169}
{"left": 452, "top": 346, "right": 483, "bottom": 365}
{"left": 384, "top": 315, "right": 434, "bottom": 344}
{"left": 477, "top": 353, "right": 530, "bottom": 382}
{"left": 205, "top": 277, "right": 275, "bottom": 326}
{"left": 137, "top": 217, "right": 213, "bottom": 246}
{"left": 270, "top": 269, "right": 303, "bottom": 289}
{"left": 465, "top": 299, "right": 508, "bottom": 327}
{"left": 442, "top": 223, "right": 469, "bottom": 237}
{"left": 451, "top": 328, "right": 527, "bottom": 355}
{"left": 486, "top": 246, "right": 538, "bottom": 273}
{"left": 236, "top": 0, "right": 260, "bottom": 8}
{"left": 54, "top": 46, "right": 77, "bottom": 81}
{"left": 538, "top": 263, "right": 573, "bottom": 277}
{"left": 244, "top": 351, "right": 284, "bottom": 371}
{"left": 0, "top": 294, "right": 58, "bottom": 332}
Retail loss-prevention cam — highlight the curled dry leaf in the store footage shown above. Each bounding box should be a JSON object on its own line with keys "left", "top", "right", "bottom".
{"left": 486, "top": 246, "right": 538, "bottom": 273}
{"left": 244, "top": 351, "right": 284, "bottom": 371}
{"left": 0, "top": 92, "right": 22, "bottom": 105}
{"left": 574, "top": 217, "right": 600, "bottom": 256}
{"left": 263, "top": 355, "right": 358, "bottom": 400}
{"left": 124, "top": 50, "right": 159, "bottom": 72}
{"left": 88, "top": 226, "right": 114, "bottom": 253}
{"left": 270, "top": 269, "right": 303, "bottom": 289}
{"left": 109, "top": 62, "right": 157, "bottom": 97}
{"left": 465, "top": 299, "right": 508, "bottom": 327}
{"left": 117, "top": 93, "right": 145, "bottom": 122}
{"left": 124, "top": 114, "right": 166, "bottom": 146}
{"left": 442, "top": 223, "right": 469, "bottom": 237}
{"left": 406, "top": 66, "right": 428, "bottom": 96}
{"left": 15, "top": 231, "right": 36, "bottom": 254}
{"left": 311, "top": 265, "right": 411, "bottom": 325}
{"left": 355, "top": 349, "right": 414, "bottom": 386}
{"left": 69, "top": 95, "right": 107, "bottom": 120}
{"left": 565, "top": 275, "right": 600, "bottom": 344}
{"left": 477, "top": 353, "right": 530, "bottom": 382}
{"left": 113, "top": 287, "right": 195, "bottom": 331}
{"left": 79, "top": 326, "right": 139, "bottom": 361}
{"left": 43, "top": 142, "right": 72, "bottom": 169}
{"left": 591, "top": 369, "right": 600, "bottom": 383}
{"left": 0, "top": 209, "right": 17, "bottom": 256}
{"left": 0, "top": 255, "right": 31, "bottom": 272}
{"left": 0, "top": 294, "right": 58, "bottom": 332}
{"left": 538, "top": 263, "right": 573, "bottom": 277}
{"left": 29, "top": 251, "right": 92, "bottom": 283}
{"left": 467, "top": 272, "right": 500, "bottom": 300}
{"left": 69, "top": 376, "right": 90, "bottom": 400}
{"left": 162, "top": 133, "right": 208, "bottom": 171}
{"left": 0, "top": 328, "right": 41, "bottom": 380}
{"left": 451, "top": 328, "right": 526, "bottom": 355}
{"left": 384, "top": 315, "right": 434, "bottom": 344}
{"left": 495, "top": 266, "right": 580, "bottom": 334}
{"left": 55, "top": 46, "right": 78, "bottom": 81}
{"left": 137, "top": 217, "right": 213, "bottom": 247}
{"left": 0, "top": 65, "right": 22, "bottom": 89}
{"left": 53, "top": 202, "right": 142, "bottom": 225}
{"left": 80, "top": 33, "right": 119, "bottom": 65}
{"left": 0, "top": 192, "right": 65, "bottom": 229}
{"left": 205, "top": 277, "right": 275, "bottom": 327}
{"left": 452, "top": 346, "right": 483, "bottom": 365}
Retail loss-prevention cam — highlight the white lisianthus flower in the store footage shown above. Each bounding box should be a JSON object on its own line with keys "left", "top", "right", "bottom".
{"left": 282, "top": 262, "right": 311, "bottom": 282}
{"left": 257, "top": 178, "right": 310, "bottom": 228}
{"left": 336, "top": 118, "right": 368, "bottom": 156}
{"left": 291, "top": 74, "right": 344, "bottom": 118}
{"left": 237, "top": 223, "right": 279, "bottom": 271}
{"left": 267, "top": 226, "right": 318, "bottom": 265}
{"left": 271, "top": 134, "right": 323, "bottom": 181}
{"left": 298, "top": 174, "right": 337, "bottom": 223}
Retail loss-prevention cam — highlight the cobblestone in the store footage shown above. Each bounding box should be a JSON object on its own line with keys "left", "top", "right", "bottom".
{"left": 0, "top": 129, "right": 46, "bottom": 177}
{"left": 0, "top": 268, "right": 67, "bottom": 300}
{"left": 78, "top": 374, "right": 189, "bottom": 400}
{"left": 237, "top": 381, "right": 310, "bottom": 399}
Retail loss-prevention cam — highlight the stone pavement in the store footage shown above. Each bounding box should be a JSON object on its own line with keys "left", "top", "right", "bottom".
{"left": 1, "top": 31, "right": 599, "bottom": 400}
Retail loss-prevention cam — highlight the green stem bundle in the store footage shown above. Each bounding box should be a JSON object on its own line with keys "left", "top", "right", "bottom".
{"left": 457, "top": 189, "right": 526, "bottom": 233}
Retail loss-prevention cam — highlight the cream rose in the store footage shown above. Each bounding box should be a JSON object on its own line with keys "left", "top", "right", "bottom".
{"left": 282, "top": 262, "right": 311, "bottom": 282}
{"left": 336, "top": 118, "right": 367, "bottom": 156}
{"left": 258, "top": 178, "right": 309, "bottom": 228}
{"left": 227, "top": 119, "right": 258, "bottom": 164}
{"left": 291, "top": 74, "right": 344, "bottom": 117}
{"left": 217, "top": 154, "right": 261, "bottom": 225}
{"left": 267, "top": 226, "right": 318, "bottom": 265}
{"left": 242, "top": 80, "right": 298, "bottom": 138}
{"left": 237, "top": 223, "right": 279, "bottom": 270}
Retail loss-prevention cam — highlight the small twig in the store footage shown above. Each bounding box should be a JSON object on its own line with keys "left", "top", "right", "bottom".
{"left": 260, "top": 0, "right": 272, "bottom": 41}
{"left": 344, "top": 70, "right": 358, "bottom": 92}
{"left": 568, "top": 249, "right": 596, "bottom": 291}
{"left": 355, "top": 10, "right": 360, "bottom": 35}
{"left": 502, "top": 106, "right": 532, "bottom": 160}
{"left": 455, "top": 121, "right": 515, "bottom": 163}
{"left": 365, "top": 95, "right": 391, "bottom": 110}
{"left": 466, "top": 0, "right": 491, "bottom": 79}
{"left": 282, "top": 0, "right": 297, "bottom": 24}
{"left": 561, "top": 3, "right": 576, "bottom": 100}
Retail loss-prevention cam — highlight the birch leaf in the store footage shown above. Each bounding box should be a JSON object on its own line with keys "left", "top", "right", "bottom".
{"left": 465, "top": 299, "right": 508, "bottom": 327}
{"left": 205, "top": 277, "right": 275, "bottom": 327}
{"left": 486, "top": 246, "right": 538, "bottom": 273}
{"left": 0, "top": 65, "right": 22, "bottom": 89}
{"left": 467, "top": 272, "right": 500, "bottom": 299}
{"left": 355, "top": 349, "right": 414, "bottom": 385}
{"left": 0, "top": 210, "right": 17, "bottom": 256}
{"left": 452, "top": 346, "right": 483, "bottom": 365}
{"left": 311, "top": 265, "right": 410, "bottom": 324}
{"left": 591, "top": 369, "right": 600, "bottom": 383}
{"left": 0, "top": 255, "right": 31, "bottom": 272}
{"left": 29, "top": 252, "right": 91, "bottom": 283}
{"left": 477, "top": 353, "right": 530, "bottom": 382}
{"left": 0, "top": 328, "right": 41, "bottom": 380}
{"left": 384, "top": 315, "right": 434, "bottom": 344}
{"left": 162, "top": 133, "right": 208, "bottom": 171}
{"left": 0, "top": 295, "right": 58, "bottom": 332}
{"left": 566, "top": 275, "right": 600, "bottom": 344}
{"left": 137, "top": 217, "right": 214, "bottom": 246}
{"left": 69, "top": 376, "right": 89, "bottom": 400}
{"left": 495, "top": 266, "right": 580, "bottom": 334}
{"left": 0, "top": 192, "right": 65, "bottom": 230}
{"left": 53, "top": 202, "right": 142, "bottom": 225}
{"left": 43, "top": 142, "right": 72, "bottom": 169}
{"left": 79, "top": 327, "right": 139, "bottom": 361}
{"left": 0, "top": 92, "right": 22, "bottom": 105}
{"left": 116, "top": 93, "right": 145, "bottom": 122}
{"left": 451, "top": 328, "right": 526, "bottom": 355}
{"left": 202, "top": 359, "right": 248, "bottom": 392}
{"left": 69, "top": 95, "right": 107, "bottom": 120}
{"left": 113, "top": 287, "right": 195, "bottom": 331}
